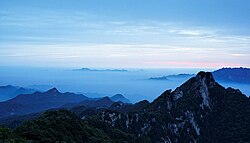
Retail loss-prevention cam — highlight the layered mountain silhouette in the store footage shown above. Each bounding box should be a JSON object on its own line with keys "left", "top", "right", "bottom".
{"left": 212, "top": 67, "right": 250, "bottom": 83}
{"left": 98, "top": 71, "right": 250, "bottom": 142}
{"left": 61, "top": 94, "right": 129, "bottom": 109}
{"left": 149, "top": 67, "right": 250, "bottom": 84}
{"left": 0, "top": 85, "right": 36, "bottom": 102}
{"left": 149, "top": 73, "right": 195, "bottom": 80}
{"left": 0, "top": 96, "right": 124, "bottom": 128}
{"left": 75, "top": 68, "right": 128, "bottom": 72}
{"left": 0, "top": 88, "right": 88, "bottom": 118}
{"left": 0, "top": 72, "right": 249, "bottom": 142}
{"left": 73, "top": 96, "right": 114, "bottom": 108}
{"left": 110, "top": 94, "right": 130, "bottom": 103}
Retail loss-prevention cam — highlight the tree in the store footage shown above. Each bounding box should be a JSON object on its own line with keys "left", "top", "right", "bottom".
{"left": 0, "top": 127, "right": 12, "bottom": 143}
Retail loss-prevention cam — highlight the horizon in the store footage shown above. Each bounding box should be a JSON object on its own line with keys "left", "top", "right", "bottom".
{"left": 1, "top": 66, "right": 250, "bottom": 103}
{"left": 1, "top": 0, "right": 250, "bottom": 68}
{"left": 0, "top": 1, "right": 249, "bottom": 142}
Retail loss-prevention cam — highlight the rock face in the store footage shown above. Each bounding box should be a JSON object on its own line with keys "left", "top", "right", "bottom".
{"left": 97, "top": 72, "right": 250, "bottom": 142}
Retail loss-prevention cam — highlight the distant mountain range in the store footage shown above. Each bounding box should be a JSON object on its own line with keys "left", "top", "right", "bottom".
{"left": 149, "top": 68, "right": 250, "bottom": 84}
{"left": 0, "top": 88, "right": 88, "bottom": 118}
{"left": 0, "top": 95, "right": 130, "bottom": 128}
{"left": 74, "top": 67, "right": 128, "bottom": 72}
{"left": 27, "top": 84, "right": 53, "bottom": 91}
{"left": 0, "top": 85, "right": 36, "bottom": 102}
{"left": 149, "top": 74, "right": 195, "bottom": 80}
{"left": 212, "top": 67, "right": 250, "bottom": 83}
{"left": 60, "top": 95, "right": 130, "bottom": 111}
{"left": 0, "top": 87, "right": 130, "bottom": 119}
{"left": 110, "top": 94, "right": 131, "bottom": 103}
{"left": 0, "top": 71, "right": 249, "bottom": 142}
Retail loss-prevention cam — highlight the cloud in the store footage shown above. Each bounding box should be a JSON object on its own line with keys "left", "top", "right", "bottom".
{"left": 1, "top": 9, "right": 250, "bottom": 68}
{"left": 230, "top": 53, "right": 247, "bottom": 57}
{"left": 1, "top": 9, "right": 250, "bottom": 48}
{"left": 1, "top": 43, "right": 249, "bottom": 68}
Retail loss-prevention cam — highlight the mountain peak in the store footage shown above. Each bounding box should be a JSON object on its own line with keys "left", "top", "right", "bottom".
{"left": 112, "top": 94, "right": 124, "bottom": 98}
{"left": 196, "top": 71, "right": 214, "bottom": 81}
{"left": 96, "top": 96, "right": 113, "bottom": 103}
{"left": 46, "top": 88, "right": 60, "bottom": 93}
{"left": 111, "top": 94, "right": 130, "bottom": 103}
{"left": 150, "top": 71, "right": 217, "bottom": 112}
{"left": 100, "top": 96, "right": 111, "bottom": 101}
{"left": 195, "top": 72, "right": 216, "bottom": 88}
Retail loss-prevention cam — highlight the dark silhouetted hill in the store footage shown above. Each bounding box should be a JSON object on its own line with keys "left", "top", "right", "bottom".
{"left": 0, "top": 85, "right": 36, "bottom": 102}
{"left": 213, "top": 67, "right": 250, "bottom": 83}
{"left": 0, "top": 88, "right": 88, "bottom": 118}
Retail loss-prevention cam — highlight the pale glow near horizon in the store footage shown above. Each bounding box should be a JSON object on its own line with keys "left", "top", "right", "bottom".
{"left": 0, "top": 0, "right": 250, "bottom": 68}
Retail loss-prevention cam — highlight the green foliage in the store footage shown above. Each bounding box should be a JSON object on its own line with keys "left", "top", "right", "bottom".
{"left": 14, "top": 110, "right": 112, "bottom": 143}
{"left": 87, "top": 116, "right": 136, "bottom": 142}
{"left": 0, "top": 127, "right": 12, "bottom": 143}
{"left": 201, "top": 88, "right": 250, "bottom": 143}
{"left": 0, "top": 127, "right": 26, "bottom": 143}
{"left": 12, "top": 110, "right": 136, "bottom": 143}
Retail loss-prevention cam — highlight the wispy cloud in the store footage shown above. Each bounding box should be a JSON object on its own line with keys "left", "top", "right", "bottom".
{"left": 0, "top": 43, "right": 249, "bottom": 68}
{"left": 1, "top": 9, "right": 250, "bottom": 68}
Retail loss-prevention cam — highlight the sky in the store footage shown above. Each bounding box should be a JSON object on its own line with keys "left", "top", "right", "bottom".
{"left": 0, "top": 0, "right": 250, "bottom": 68}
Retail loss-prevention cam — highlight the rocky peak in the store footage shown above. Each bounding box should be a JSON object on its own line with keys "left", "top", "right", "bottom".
{"left": 150, "top": 72, "right": 218, "bottom": 112}
{"left": 196, "top": 71, "right": 212, "bottom": 79}
{"left": 196, "top": 71, "right": 215, "bottom": 85}
{"left": 46, "top": 88, "right": 60, "bottom": 94}
{"left": 99, "top": 71, "right": 247, "bottom": 142}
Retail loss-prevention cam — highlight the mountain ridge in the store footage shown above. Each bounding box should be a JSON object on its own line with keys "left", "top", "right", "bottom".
{"left": 212, "top": 67, "right": 250, "bottom": 83}
{"left": 0, "top": 71, "right": 249, "bottom": 142}
{"left": 110, "top": 94, "right": 131, "bottom": 103}
{"left": 0, "top": 85, "right": 36, "bottom": 102}
{"left": 75, "top": 68, "right": 128, "bottom": 72}
{"left": 0, "top": 88, "right": 88, "bottom": 118}
{"left": 94, "top": 71, "right": 250, "bottom": 142}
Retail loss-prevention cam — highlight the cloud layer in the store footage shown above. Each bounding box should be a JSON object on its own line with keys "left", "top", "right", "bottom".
{"left": 0, "top": 4, "right": 250, "bottom": 68}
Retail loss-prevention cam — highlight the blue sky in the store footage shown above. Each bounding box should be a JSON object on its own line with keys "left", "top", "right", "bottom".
{"left": 0, "top": 0, "right": 250, "bottom": 68}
